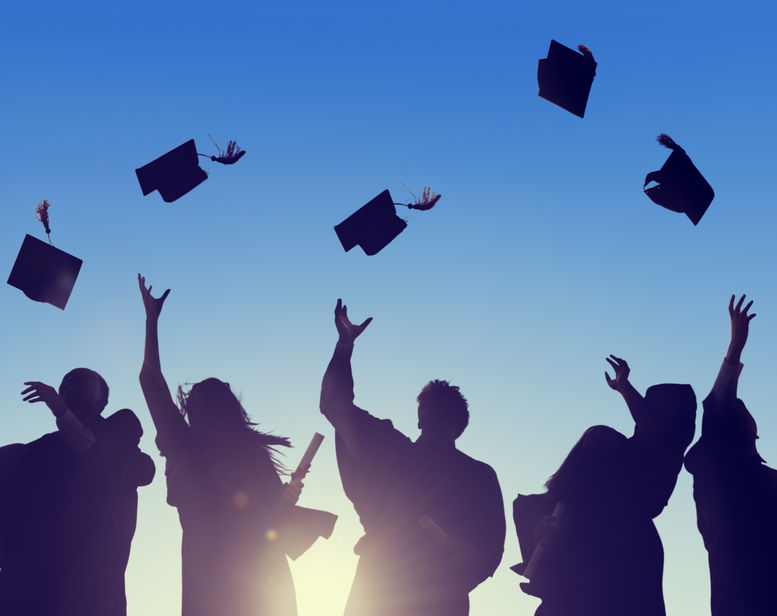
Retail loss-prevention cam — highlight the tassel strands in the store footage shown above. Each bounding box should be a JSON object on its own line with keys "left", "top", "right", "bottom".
{"left": 657, "top": 133, "right": 684, "bottom": 152}
{"left": 197, "top": 135, "right": 246, "bottom": 165}
{"left": 35, "top": 199, "right": 52, "bottom": 244}
{"left": 397, "top": 184, "right": 442, "bottom": 211}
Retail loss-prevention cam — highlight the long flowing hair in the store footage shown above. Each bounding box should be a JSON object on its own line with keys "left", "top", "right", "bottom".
{"left": 177, "top": 378, "right": 290, "bottom": 474}
{"left": 545, "top": 425, "right": 628, "bottom": 505}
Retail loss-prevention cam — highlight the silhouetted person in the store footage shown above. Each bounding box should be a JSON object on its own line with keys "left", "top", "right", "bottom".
{"left": 138, "top": 275, "right": 333, "bottom": 616}
{"left": 514, "top": 357, "right": 696, "bottom": 616}
{"left": 0, "top": 369, "right": 155, "bottom": 616}
{"left": 320, "top": 299, "right": 505, "bottom": 616}
{"left": 684, "top": 295, "right": 777, "bottom": 615}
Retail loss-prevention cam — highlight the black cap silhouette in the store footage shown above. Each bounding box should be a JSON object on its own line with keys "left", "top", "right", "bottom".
{"left": 538, "top": 40, "right": 597, "bottom": 118}
{"left": 7, "top": 234, "right": 83, "bottom": 309}
{"left": 644, "top": 135, "right": 714, "bottom": 225}
{"left": 334, "top": 190, "right": 408, "bottom": 255}
{"left": 135, "top": 140, "right": 208, "bottom": 203}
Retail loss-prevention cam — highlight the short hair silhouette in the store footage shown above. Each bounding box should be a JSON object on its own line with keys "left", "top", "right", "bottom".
{"left": 59, "top": 368, "right": 109, "bottom": 416}
{"left": 416, "top": 379, "right": 470, "bottom": 439}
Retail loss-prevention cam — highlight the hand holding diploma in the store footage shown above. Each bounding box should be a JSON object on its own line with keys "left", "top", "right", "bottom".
{"left": 418, "top": 515, "right": 475, "bottom": 565}
{"left": 522, "top": 502, "right": 567, "bottom": 579}
{"left": 282, "top": 433, "right": 325, "bottom": 505}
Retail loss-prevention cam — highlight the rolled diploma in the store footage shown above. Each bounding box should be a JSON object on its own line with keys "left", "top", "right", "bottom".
{"left": 522, "top": 501, "right": 566, "bottom": 579}
{"left": 419, "top": 515, "right": 453, "bottom": 547}
{"left": 290, "top": 432, "right": 325, "bottom": 487}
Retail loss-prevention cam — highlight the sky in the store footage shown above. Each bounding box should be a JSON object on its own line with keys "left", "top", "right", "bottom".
{"left": 1, "top": 1, "right": 776, "bottom": 614}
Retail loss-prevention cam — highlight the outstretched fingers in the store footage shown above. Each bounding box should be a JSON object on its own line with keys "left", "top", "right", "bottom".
{"left": 730, "top": 294, "right": 756, "bottom": 320}
{"left": 20, "top": 381, "right": 46, "bottom": 403}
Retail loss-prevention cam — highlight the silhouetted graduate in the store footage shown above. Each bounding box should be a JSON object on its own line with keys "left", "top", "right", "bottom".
{"left": 320, "top": 300, "right": 505, "bottom": 615}
{"left": 514, "top": 357, "right": 696, "bottom": 616}
{"left": 0, "top": 369, "right": 155, "bottom": 616}
{"left": 137, "top": 275, "right": 335, "bottom": 616}
{"left": 537, "top": 40, "right": 597, "bottom": 118}
{"left": 684, "top": 295, "right": 777, "bottom": 616}
{"left": 135, "top": 136, "right": 246, "bottom": 203}
{"left": 334, "top": 186, "right": 441, "bottom": 255}
{"left": 644, "top": 134, "right": 714, "bottom": 225}
{"left": 7, "top": 199, "right": 82, "bottom": 309}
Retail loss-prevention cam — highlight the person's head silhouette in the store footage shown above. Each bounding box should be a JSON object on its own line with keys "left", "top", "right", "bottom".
{"left": 177, "top": 378, "right": 250, "bottom": 435}
{"left": 58, "top": 368, "right": 109, "bottom": 425}
{"left": 416, "top": 379, "right": 469, "bottom": 443}
{"left": 545, "top": 425, "right": 629, "bottom": 503}
{"left": 176, "top": 378, "right": 290, "bottom": 464}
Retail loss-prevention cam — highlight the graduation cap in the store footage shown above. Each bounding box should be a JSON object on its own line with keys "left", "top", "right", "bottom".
{"left": 7, "top": 200, "right": 83, "bottom": 310}
{"left": 644, "top": 134, "right": 714, "bottom": 225}
{"left": 538, "top": 40, "right": 597, "bottom": 118}
{"left": 334, "top": 186, "right": 441, "bottom": 255}
{"left": 135, "top": 136, "right": 246, "bottom": 203}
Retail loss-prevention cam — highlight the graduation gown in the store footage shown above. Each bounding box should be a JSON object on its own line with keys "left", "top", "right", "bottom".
{"left": 0, "top": 409, "right": 155, "bottom": 616}
{"left": 158, "top": 424, "right": 335, "bottom": 616}
{"left": 320, "top": 343, "right": 505, "bottom": 616}
{"left": 684, "top": 393, "right": 777, "bottom": 616}
{"left": 514, "top": 397, "right": 695, "bottom": 616}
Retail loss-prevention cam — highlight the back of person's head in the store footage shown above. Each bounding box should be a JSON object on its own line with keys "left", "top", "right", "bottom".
{"left": 59, "top": 368, "right": 109, "bottom": 420}
{"left": 178, "top": 378, "right": 250, "bottom": 434}
{"left": 644, "top": 383, "right": 697, "bottom": 443}
{"left": 545, "top": 425, "right": 628, "bottom": 503}
{"left": 416, "top": 379, "right": 469, "bottom": 440}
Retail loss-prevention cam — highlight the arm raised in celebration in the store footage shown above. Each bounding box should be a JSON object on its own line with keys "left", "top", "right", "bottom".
{"left": 709, "top": 294, "right": 755, "bottom": 412}
{"left": 605, "top": 355, "right": 647, "bottom": 425}
{"left": 137, "top": 274, "right": 187, "bottom": 449}
{"left": 319, "top": 299, "right": 372, "bottom": 452}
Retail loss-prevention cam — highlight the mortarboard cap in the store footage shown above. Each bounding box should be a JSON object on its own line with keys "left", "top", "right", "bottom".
{"left": 644, "top": 134, "right": 714, "bottom": 225}
{"left": 135, "top": 139, "right": 208, "bottom": 203}
{"left": 334, "top": 190, "right": 407, "bottom": 255}
{"left": 538, "top": 40, "right": 597, "bottom": 118}
{"left": 7, "top": 234, "right": 83, "bottom": 310}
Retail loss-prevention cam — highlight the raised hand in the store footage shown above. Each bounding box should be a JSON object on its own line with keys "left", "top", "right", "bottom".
{"left": 727, "top": 294, "right": 756, "bottom": 363}
{"left": 138, "top": 273, "right": 170, "bottom": 321}
{"left": 21, "top": 381, "right": 68, "bottom": 418}
{"left": 605, "top": 355, "right": 630, "bottom": 392}
{"left": 334, "top": 299, "right": 372, "bottom": 344}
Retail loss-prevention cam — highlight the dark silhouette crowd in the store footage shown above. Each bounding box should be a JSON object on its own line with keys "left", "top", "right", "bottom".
{"left": 1, "top": 289, "right": 775, "bottom": 615}
{"left": 1, "top": 33, "right": 774, "bottom": 616}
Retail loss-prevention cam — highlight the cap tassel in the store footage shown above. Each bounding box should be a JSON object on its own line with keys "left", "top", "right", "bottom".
{"left": 577, "top": 44, "right": 595, "bottom": 60}
{"left": 397, "top": 184, "right": 442, "bottom": 211}
{"left": 35, "top": 199, "right": 52, "bottom": 244}
{"left": 657, "top": 133, "right": 684, "bottom": 152}
{"left": 198, "top": 135, "right": 246, "bottom": 165}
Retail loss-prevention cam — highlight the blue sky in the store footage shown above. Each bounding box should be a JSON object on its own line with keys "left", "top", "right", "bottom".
{"left": 2, "top": 1, "right": 776, "bottom": 614}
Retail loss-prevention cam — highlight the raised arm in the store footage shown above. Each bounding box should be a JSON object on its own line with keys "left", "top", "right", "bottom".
{"left": 319, "top": 299, "right": 372, "bottom": 448}
{"left": 710, "top": 294, "right": 755, "bottom": 411}
{"left": 137, "top": 274, "right": 187, "bottom": 446}
{"left": 20, "top": 381, "right": 95, "bottom": 455}
{"left": 605, "top": 355, "right": 647, "bottom": 425}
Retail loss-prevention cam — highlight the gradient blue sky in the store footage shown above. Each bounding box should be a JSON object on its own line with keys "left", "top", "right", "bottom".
{"left": 2, "top": 2, "right": 776, "bottom": 614}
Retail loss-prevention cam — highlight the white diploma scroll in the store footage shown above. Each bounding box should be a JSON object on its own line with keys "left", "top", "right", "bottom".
{"left": 419, "top": 515, "right": 453, "bottom": 547}
{"left": 290, "top": 432, "right": 325, "bottom": 487}
{"left": 522, "top": 501, "right": 567, "bottom": 580}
